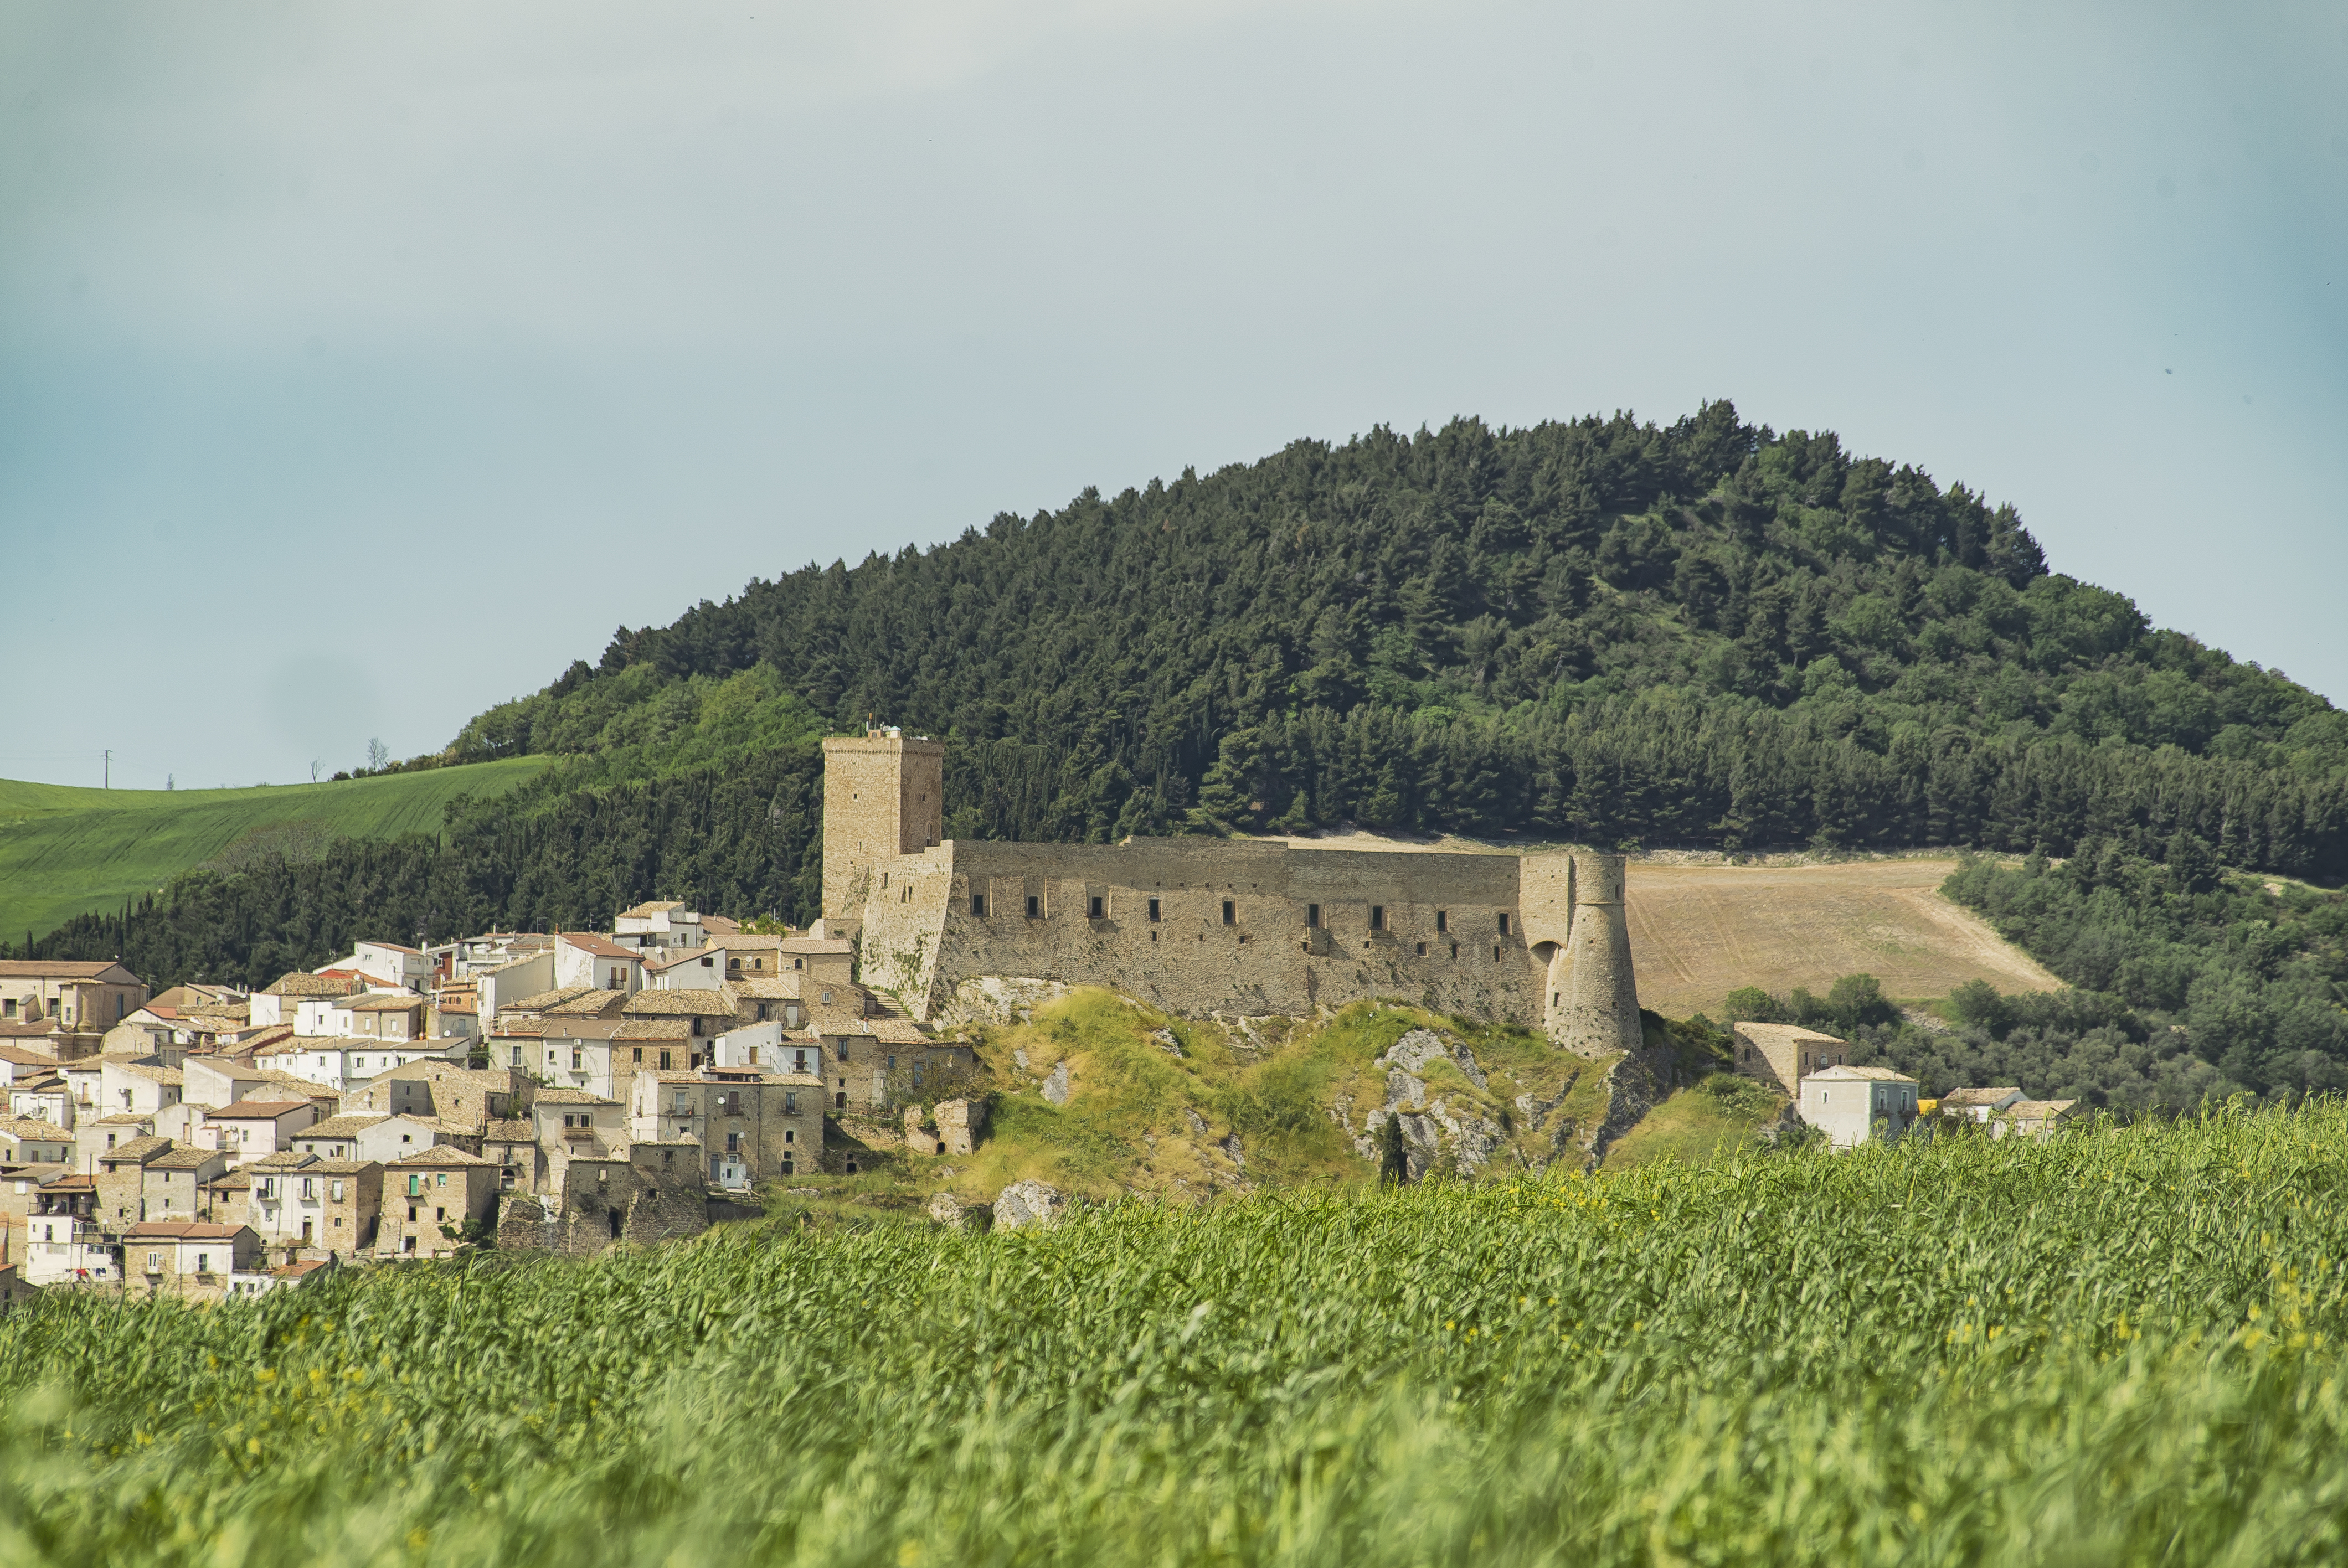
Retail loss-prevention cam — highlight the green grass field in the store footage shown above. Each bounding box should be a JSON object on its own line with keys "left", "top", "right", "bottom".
{"left": 0, "top": 760, "right": 549, "bottom": 943}
{"left": 6, "top": 1104, "right": 2347, "bottom": 1565}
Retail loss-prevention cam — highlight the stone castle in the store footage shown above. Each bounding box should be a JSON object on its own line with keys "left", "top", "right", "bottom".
{"left": 818, "top": 729, "right": 1644, "bottom": 1055}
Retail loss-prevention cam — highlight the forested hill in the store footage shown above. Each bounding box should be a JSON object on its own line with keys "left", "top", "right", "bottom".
{"left": 454, "top": 404, "right": 2347, "bottom": 876}
{"left": 23, "top": 404, "right": 2348, "bottom": 1014}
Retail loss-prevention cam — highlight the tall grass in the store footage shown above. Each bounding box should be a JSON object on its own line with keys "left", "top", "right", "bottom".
{"left": 7, "top": 1104, "right": 2348, "bottom": 1565}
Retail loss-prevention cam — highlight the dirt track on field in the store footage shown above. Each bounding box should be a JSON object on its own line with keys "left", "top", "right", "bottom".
{"left": 1622, "top": 858, "right": 2059, "bottom": 1018}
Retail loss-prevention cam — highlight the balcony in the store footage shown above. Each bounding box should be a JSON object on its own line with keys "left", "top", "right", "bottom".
{"left": 562, "top": 1127, "right": 594, "bottom": 1142}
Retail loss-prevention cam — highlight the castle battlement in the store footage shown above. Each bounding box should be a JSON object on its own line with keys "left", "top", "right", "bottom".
{"left": 823, "top": 737, "right": 1639, "bottom": 1049}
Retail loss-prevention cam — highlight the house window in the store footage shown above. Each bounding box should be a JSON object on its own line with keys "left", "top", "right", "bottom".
{"left": 1089, "top": 895, "right": 1105, "bottom": 919}
{"left": 701, "top": 956, "right": 714, "bottom": 967}
{"left": 1497, "top": 912, "right": 1512, "bottom": 936}
{"left": 572, "top": 1049, "right": 583, "bottom": 1070}
{"left": 748, "top": 1046, "right": 759, "bottom": 1065}
{"left": 408, "top": 1175, "right": 421, "bottom": 1196}
{"left": 838, "top": 1041, "right": 850, "bottom": 1061}
{"left": 1306, "top": 904, "right": 1320, "bottom": 928}
{"left": 1026, "top": 895, "right": 1041, "bottom": 919}
{"left": 1222, "top": 901, "right": 1235, "bottom": 925}
{"left": 971, "top": 894, "right": 987, "bottom": 917}
{"left": 1435, "top": 910, "right": 1448, "bottom": 932}
{"left": 785, "top": 1128, "right": 795, "bottom": 1143}
{"left": 197, "top": 1252, "right": 210, "bottom": 1273}
{"left": 1417, "top": 942, "right": 1427, "bottom": 956}
{"left": 785, "top": 1092, "right": 797, "bottom": 1113}
{"left": 146, "top": 1251, "right": 161, "bottom": 1272}
{"left": 436, "top": 1173, "right": 446, "bottom": 1188}
{"left": 659, "top": 1051, "right": 672, "bottom": 1070}
{"left": 634, "top": 1048, "right": 643, "bottom": 1063}
{"left": 331, "top": 1181, "right": 343, "bottom": 1201}
{"left": 727, "top": 1132, "right": 740, "bottom": 1153}
{"left": 1369, "top": 906, "right": 1385, "bottom": 932}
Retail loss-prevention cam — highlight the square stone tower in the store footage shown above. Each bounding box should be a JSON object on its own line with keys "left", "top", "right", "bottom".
{"left": 821, "top": 728, "right": 945, "bottom": 936}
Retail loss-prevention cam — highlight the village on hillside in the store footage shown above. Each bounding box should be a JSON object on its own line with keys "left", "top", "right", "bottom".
{"left": 0, "top": 734, "right": 2082, "bottom": 1306}
{"left": 0, "top": 899, "right": 990, "bottom": 1303}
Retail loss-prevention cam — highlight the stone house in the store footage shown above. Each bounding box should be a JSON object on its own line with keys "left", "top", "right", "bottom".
{"left": 139, "top": 1144, "right": 231, "bottom": 1223}
{"left": 1799, "top": 1065, "right": 1920, "bottom": 1149}
{"left": 246, "top": 969, "right": 367, "bottom": 1029}
{"left": 76, "top": 1112, "right": 156, "bottom": 1174}
{"left": 497, "top": 1146, "right": 713, "bottom": 1256}
{"left": 290, "top": 1112, "right": 460, "bottom": 1164}
{"left": 245, "top": 1151, "right": 381, "bottom": 1257}
{"left": 629, "top": 1066, "right": 823, "bottom": 1187}
{"left": 377, "top": 1148, "right": 498, "bottom": 1258}
{"left": 612, "top": 900, "right": 707, "bottom": 957}
{"left": 555, "top": 933, "right": 646, "bottom": 996}
{"left": 199, "top": 1168, "right": 251, "bottom": 1226}
{"left": 198, "top": 1098, "right": 324, "bottom": 1164}
{"left": 0, "top": 1118, "right": 73, "bottom": 1167}
{"left": 125, "top": 1221, "right": 260, "bottom": 1303}
{"left": 340, "top": 1061, "right": 525, "bottom": 1136}
{"left": 0, "top": 960, "right": 149, "bottom": 1039}
{"left": 1729, "top": 1023, "right": 1852, "bottom": 1095}
{"left": 94, "top": 1136, "right": 176, "bottom": 1229}
{"left": 528, "top": 1087, "right": 626, "bottom": 1189}
{"left": 619, "top": 988, "right": 749, "bottom": 1063}
{"left": 8, "top": 1076, "right": 74, "bottom": 1131}
{"left": 97, "top": 1058, "right": 184, "bottom": 1118}
{"left": 1939, "top": 1087, "right": 2025, "bottom": 1123}
{"left": 483, "top": 1119, "right": 539, "bottom": 1193}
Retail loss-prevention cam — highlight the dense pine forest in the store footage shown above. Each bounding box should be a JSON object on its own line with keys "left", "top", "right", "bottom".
{"left": 22, "top": 405, "right": 2348, "bottom": 1105}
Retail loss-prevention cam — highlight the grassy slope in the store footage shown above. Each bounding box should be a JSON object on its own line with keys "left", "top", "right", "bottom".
{"left": 0, "top": 759, "right": 550, "bottom": 942}
{"left": 7, "top": 1106, "right": 2348, "bottom": 1565}
{"left": 1602, "top": 1074, "right": 1789, "bottom": 1169}
{"left": 794, "top": 992, "right": 1624, "bottom": 1225}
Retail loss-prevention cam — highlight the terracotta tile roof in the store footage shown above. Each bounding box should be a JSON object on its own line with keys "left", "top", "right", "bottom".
{"left": 508, "top": 986, "right": 599, "bottom": 1013}
{"left": 266, "top": 972, "right": 366, "bottom": 998}
{"left": 482, "top": 1119, "right": 535, "bottom": 1142}
{"left": 559, "top": 933, "right": 640, "bottom": 961}
{"left": 247, "top": 1150, "right": 319, "bottom": 1170}
{"left": 301, "top": 1114, "right": 390, "bottom": 1139}
{"left": 645, "top": 950, "right": 720, "bottom": 974}
{"left": 0, "top": 960, "right": 134, "bottom": 979}
{"left": 313, "top": 1159, "right": 378, "bottom": 1175}
{"left": 90, "top": 1112, "right": 155, "bottom": 1127}
{"left": 272, "top": 1259, "right": 331, "bottom": 1279}
{"left": 205, "top": 1171, "right": 252, "bottom": 1190}
{"left": 111, "top": 1063, "right": 185, "bottom": 1085}
{"left": 0, "top": 1045, "right": 59, "bottom": 1066}
{"left": 543, "top": 991, "right": 626, "bottom": 1019}
{"left": 1804, "top": 1065, "right": 1916, "bottom": 1083}
{"left": 621, "top": 988, "right": 739, "bottom": 1018}
{"left": 533, "top": 1018, "right": 626, "bottom": 1040}
{"left": 868, "top": 1019, "right": 933, "bottom": 1045}
{"left": 777, "top": 938, "right": 853, "bottom": 955}
{"left": 618, "top": 900, "right": 687, "bottom": 919}
{"left": 210, "top": 1100, "right": 314, "bottom": 1120}
{"left": 0, "top": 1118, "right": 73, "bottom": 1141}
{"left": 1731, "top": 1022, "right": 1847, "bottom": 1047}
{"left": 358, "top": 941, "right": 422, "bottom": 955}
{"left": 347, "top": 994, "right": 425, "bottom": 1013}
{"left": 490, "top": 1019, "right": 548, "bottom": 1039}
{"left": 1941, "top": 1087, "right": 2024, "bottom": 1107}
{"left": 99, "top": 1136, "right": 173, "bottom": 1164}
{"left": 531, "top": 1087, "right": 618, "bottom": 1105}
{"left": 613, "top": 1018, "right": 691, "bottom": 1041}
{"left": 388, "top": 1146, "right": 488, "bottom": 1167}
{"left": 148, "top": 1147, "right": 223, "bottom": 1170}
{"left": 728, "top": 976, "right": 807, "bottom": 1000}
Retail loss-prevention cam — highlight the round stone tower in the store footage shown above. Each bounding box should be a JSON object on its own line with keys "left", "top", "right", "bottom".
{"left": 1546, "top": 851, "right": 1643, "bottom": 1058}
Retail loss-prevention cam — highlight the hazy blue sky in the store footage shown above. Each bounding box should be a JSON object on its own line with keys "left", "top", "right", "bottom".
{"left": 3, "top": 1, "right": 2343, "bottom": 791}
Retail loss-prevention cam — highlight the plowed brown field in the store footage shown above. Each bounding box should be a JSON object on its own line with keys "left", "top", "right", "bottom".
{"left": 1623, "top": 858, "right": 2058, "bottom": 1018}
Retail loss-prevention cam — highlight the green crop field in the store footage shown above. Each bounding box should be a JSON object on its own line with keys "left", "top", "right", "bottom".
{"left": 0, "top": 760, "right": 550, "bottom": 944}
{"left": 7, "top": 1105, "right": 2348, "bottom": 1566}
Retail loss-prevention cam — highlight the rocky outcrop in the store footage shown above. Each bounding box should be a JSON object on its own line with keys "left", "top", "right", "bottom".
{"left": 993, "top": 1179, "right": 1067, "bottom": 1231}
{"left": 942, "top": 976, "right": 1071, "bottom": 1027}
{"left": 927, "top": 1190, "right": 980, "bottom": 1228}
{"left": 1577, "top": 1051, "right": 1670, "bottom": 1165}
{"left": 1042, "top": 1060, "right": 1072, "bottom": 1106}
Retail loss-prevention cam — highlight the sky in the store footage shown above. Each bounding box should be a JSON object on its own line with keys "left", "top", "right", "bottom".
{"left": 2, "top": 1, "right": 2343, "bottom": 791}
